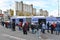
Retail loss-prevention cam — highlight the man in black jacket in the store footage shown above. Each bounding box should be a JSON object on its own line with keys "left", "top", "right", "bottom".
{"left": 12, "top": 19, "right": 15, "bottom": 31}
{"left": 47, "top": 22, "right": 50, "bottom": 33}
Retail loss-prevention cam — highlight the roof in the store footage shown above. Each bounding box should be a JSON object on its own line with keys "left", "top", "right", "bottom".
{"left": 11, "top": 16, "right": 26, "bottom": 19}
{"left": 32, "top": 16, "right": 45, "bottom": 19}
{"left": 11, "top": 16, "right": 45, "bottom": 19}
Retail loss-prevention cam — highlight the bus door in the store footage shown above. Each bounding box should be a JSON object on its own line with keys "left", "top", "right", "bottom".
{"left": 19, "top": 19, "right": 23, "bottom": 22}
{"left": 38, "top": 19, "right": 46, "bottom": 24}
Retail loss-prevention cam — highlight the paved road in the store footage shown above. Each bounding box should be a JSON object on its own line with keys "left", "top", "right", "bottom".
{"left": 0, "top": 25, "right": 60, "bottom": 40}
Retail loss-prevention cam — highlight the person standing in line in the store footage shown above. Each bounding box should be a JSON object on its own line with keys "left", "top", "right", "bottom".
{"left": 8, "top": 21, "right": 12, "bottom": 29}
{"left": 12, "top": 19, "right": 15, "bottom": 31}
{"left": 18, "top": 22, "right": 23, "bottom": 30}
{"left": 51, "top": 23, "right": 54, "bottom": 34}
{"left": 1, "top": 21, "right": 4, "bottom": 27}
{"left": 39, "top": 23, "right": 42, "bottom": 32}
{"left": 51, "top": 22, "right": 56, "bottom": 34}
{"left": 47, "top": 22, "right": 50, "bottom": 33}
{"left": 59, "top": 22, "right": 60, "bottom": 34}
{"left": 42, "top": 22, "right": 46, "bottom": 33}
{"left": 56, "top": 22, "right": 59, "bottom": 35}
{"left": 7, "top": 21, "right": 11, "bottom": 28}
{"left": 5, "top": 22, "right": 8, "bottom": 28}
{"left": 28, "top": 22, "right": 31, "bottom": 32}
{"left": 26, "top": 22, "right": 29, "bottom": 31}
{"left": 9, "top": 21, "right": 12, "bottom": 28}
{"left": 36, "top": 23, "right": 41, "bottom": 38}
{"left": 23, "top": 23, "right": 28, "bottom": 35}
{"left": 31, "top": 23, "right": 35, "bottom": 34}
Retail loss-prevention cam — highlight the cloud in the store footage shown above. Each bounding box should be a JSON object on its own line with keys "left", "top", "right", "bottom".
{"left": 0, "top": 0, "right": 58, "bottom": 10}
{"left": 23, "top": 1, "right": 49, "bottom": 8}
{"left": 23, "top": 0, "right": 59, "bottom": 17}
{"left": 0, "top": 0, "right": 60, "bottom": 16}
{"left": 0, "top": 0, "right": 22, "bottom": 11}
{"left": 49, "top": 9, "right": 60, "bottom": 17}
{"left": 0, "top": 0, "right": 10, "bottom": 11}
{"left": 23, "top": 0, "right": 58, "bottom": 12}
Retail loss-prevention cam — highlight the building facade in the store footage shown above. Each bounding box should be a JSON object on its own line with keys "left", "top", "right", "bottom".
{"left": 15, "top": 1, "right": 36, "bottom": 16}
{"left": 40, "top": 9, "right": 43, "bottom": 16}
{"left": 15, "top": 1, "right": 23, "bottom": 16}
{"left": 3, "top": 9, "right": 14, "bottom": 21}
{"left": 3, "top": 11, "right": 9, "bottom": 21}
{"left": 40, "top": 9, "right": 48, "bottom": 17}
{"left": 7, "top": 9, "right": 14, "bottom": 16}
{"left": 33, "top": 8, "right": 36, "bottom": 16}
{"left": 0, "top": 10, "right": 2, "bottom": 14}
{"left": 0, "top": 10, "right": 4, "bottom": 22}
{"left": 43, "top": 10, "right": 48, "bottom": 16}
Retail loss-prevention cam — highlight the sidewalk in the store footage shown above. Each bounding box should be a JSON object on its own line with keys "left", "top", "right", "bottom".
{"left": 0, "top": 25, "right": 60, "bottom": 40}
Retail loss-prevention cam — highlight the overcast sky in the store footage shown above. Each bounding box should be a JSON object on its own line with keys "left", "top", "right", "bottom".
{"left": 0, "top": 0, "right": 60, "bottom": 16}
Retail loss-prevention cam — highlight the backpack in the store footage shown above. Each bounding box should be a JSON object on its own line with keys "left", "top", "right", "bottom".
{"left": 52, "top": 24, "right": 56, "bottom": 28}
{"left": 18, "top": 22, "right": 22, "bottom": 27}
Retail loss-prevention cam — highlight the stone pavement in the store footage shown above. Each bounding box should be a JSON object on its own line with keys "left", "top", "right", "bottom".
{"left": 0, "top": 25, "right": 60, "bottom": 40}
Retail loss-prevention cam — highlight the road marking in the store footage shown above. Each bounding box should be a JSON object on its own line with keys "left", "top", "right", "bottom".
{"left": 2, "top": 34, "right": 26, "bottom": 40}
{"left": 46, "top": 39, "right": 53, "bottom": 40}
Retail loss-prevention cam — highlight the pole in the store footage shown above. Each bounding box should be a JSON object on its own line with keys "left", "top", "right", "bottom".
{"left": 58, "top": 0, "right": 59, "bottom": 16}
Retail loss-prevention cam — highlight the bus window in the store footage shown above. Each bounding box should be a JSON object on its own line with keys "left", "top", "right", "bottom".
{"left": 38, "top": 19, "right": 46, "bottom": 24}
{"left": 19, "top": 19, "right": 23, "bottom": 22}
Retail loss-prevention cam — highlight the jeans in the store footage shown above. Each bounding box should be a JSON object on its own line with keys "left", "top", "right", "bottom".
{"left": 2, "top": 23, "right": 4, "bottom": 27}
{"left": 55, "top": 28, "right": 60, "bottom": 35}
{"left": 42, "top": 29, "right": 45, "bottom": 33}
{"left": 32, "top": 29, "right": 35, "bottom": 34}
{"left": 19, "top": 27, "right": 22, "bottom": 30}
{"left": 36, "top": 29, "right": 41, "bottom": 37}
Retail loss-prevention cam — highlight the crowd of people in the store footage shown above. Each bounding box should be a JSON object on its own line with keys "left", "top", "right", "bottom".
{"left": 1, "top": 20, "right": 60, "bottom": 38}
{"left": 47, "top": 22, "right": 60, "bottom": 35}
